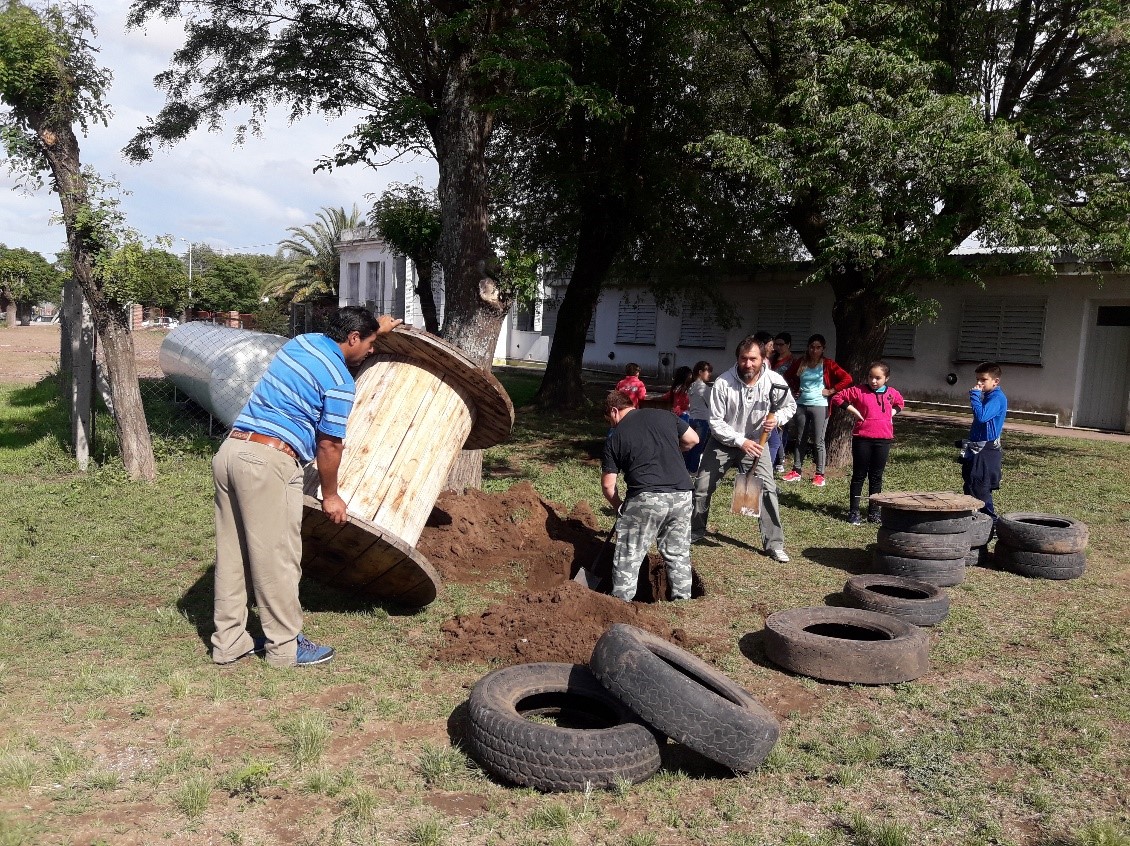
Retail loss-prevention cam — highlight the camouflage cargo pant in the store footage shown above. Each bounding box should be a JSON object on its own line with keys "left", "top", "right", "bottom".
{"left": 612, "top": 491, "right": 693, "bottom": 602}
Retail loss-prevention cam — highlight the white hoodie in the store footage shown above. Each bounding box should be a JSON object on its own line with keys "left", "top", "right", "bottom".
{"left": 708, "top": 361, "right": 797, "bottom": 449}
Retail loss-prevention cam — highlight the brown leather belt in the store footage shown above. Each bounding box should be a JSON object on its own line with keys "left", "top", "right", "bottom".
{"left": 228, "top": 429, "right": 299, "bottom": 462}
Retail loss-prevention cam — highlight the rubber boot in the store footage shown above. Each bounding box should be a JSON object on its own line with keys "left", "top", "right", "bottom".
{"left": 847, "top": 496, "right": 863, "bottom": 525}
{"left": 867, "top": 502, "right": 883, "bottom": 524}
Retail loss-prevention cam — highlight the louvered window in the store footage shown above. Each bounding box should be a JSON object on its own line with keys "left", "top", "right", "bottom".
{"left": 585, "top": 314, "right": 596, "bottom": 342}
{"left": 678, "top": 306, "right": 727, "bottom": 348}
{"left": 757, "top": 299, "right": 813, "bottom": 339}
{"left": 957, "top": 297, "right": 1046, "bottom": 365}
{"left": 616, "top": 295, "right": 657, "bottom": 345}
{"left": 883, "top": 324, "right": 916, "bottom": 358}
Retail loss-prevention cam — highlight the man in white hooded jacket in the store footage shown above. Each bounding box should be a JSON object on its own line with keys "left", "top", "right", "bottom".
{"left": 691, "top": 335, "right": 797, "bottom": 561}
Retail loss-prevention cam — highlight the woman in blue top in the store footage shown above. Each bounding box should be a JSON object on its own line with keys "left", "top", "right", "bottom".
{"left": 781, "top": 334, "right": 853, "bottom": 487}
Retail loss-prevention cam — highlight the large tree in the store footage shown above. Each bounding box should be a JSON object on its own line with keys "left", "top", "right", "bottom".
{"left": 126, "top": 0, "right": 579, "bottom": 489}
{"left": 697, "top": 0, "right": 1130, "bottom": 462}
{"left": 0, "top": 0, "right": 156, "bottom": 479}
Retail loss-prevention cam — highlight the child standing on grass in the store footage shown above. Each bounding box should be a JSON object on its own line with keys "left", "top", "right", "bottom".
{"left": 616, "top": 363, "right": 647, "bottom": 408}
{"left": 684, "top": 360, "right": 714, "bottom": 474}
{"left": 962, "top": 361, "right": 1008, "bottom": 520}
{"left": 661, "top": 366, "right": 694, "bottom": 420}
{"left": 832, "top": 361, "right": 905, "bottom": 525}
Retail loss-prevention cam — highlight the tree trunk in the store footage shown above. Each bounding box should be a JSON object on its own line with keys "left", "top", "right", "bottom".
{"left": 35, "top": 118, "right": 157, "bottom": 480}
{"left": 431, "top": 64, "right": 511, "bottom": 491}
{"left": 415, "top": 262, "right": 440, "bottom": 335}
{"left": 532, "top": 203, "right": 625, "bottom": 409}
{"left": 826, "top": 271, "right": 893, "bottom": 467}
{"left": 65, "top": 283, "right": 94, "bottom": 470}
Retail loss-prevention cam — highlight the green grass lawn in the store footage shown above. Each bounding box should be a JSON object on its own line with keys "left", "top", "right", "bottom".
{"left": 0, "top": 374, "right": 1127, "bottom": 846}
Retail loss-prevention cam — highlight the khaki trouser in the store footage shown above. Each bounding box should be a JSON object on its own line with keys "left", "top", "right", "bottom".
{"left": 211, "top": 438, "right": 304, "bottom": 667}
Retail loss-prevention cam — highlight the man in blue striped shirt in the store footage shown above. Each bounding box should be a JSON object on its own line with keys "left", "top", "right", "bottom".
{"left": 212, "top": 306, "right": 401, "bottom": 667}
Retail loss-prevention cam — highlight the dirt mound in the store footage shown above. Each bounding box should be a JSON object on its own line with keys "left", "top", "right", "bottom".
{"left": 418, "top": 482, "right": 705, "bottom": 666}
{"left": 435, "top": 580, "right": 694, "bottom": 665}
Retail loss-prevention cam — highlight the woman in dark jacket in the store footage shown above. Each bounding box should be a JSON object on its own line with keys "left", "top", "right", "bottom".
{"left": 781, "top": 334, "right": 852, "bottom": 487}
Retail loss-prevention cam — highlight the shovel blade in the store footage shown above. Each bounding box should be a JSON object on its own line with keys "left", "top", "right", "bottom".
{"left": 730, "top": 472, "right": 763, "bottom": 517}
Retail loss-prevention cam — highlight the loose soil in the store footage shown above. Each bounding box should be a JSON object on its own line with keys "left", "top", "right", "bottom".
{"left": 420, "top": 482, "right": 704, "bottom": 666}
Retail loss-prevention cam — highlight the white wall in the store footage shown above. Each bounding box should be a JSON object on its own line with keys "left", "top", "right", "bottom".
{"left": 584, "top": 270, "right": 1130, "bottom": 429}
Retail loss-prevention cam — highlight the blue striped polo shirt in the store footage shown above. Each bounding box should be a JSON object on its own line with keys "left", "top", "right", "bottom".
{"left": 233, "top": 333, "right": 355, "bottom": 462}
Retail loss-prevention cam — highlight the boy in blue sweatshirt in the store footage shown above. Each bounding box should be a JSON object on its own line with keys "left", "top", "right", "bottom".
{"left": 962, "top": 361, "right": 1008, "bottom": 520}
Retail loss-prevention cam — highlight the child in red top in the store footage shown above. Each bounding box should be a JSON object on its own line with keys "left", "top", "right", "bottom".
{"left": 660, "top": 366, "right": 693, "bottom": 418}
{"left": 616, "top": 363, "right": 647, "bottom": 408}
{"left": 831, "top": 360, "right": 905, "bottom": 524}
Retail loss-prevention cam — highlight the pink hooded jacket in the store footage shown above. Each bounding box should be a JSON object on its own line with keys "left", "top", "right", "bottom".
{"left": 832, "top": 385, "right": 905, "bottom": 439}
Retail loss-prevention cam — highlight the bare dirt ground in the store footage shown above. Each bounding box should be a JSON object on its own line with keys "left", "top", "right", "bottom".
{"left": 0, "top": 324, "right": 167, "bottom": 383}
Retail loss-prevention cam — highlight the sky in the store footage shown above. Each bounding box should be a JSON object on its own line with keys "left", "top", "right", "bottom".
{"left": 0, "top": 1, "right": 437, "bottom": 261}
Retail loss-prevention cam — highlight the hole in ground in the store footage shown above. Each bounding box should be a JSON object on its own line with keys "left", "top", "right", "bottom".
{"left": 804, "top": 623, "right": 893, "bottom": 641}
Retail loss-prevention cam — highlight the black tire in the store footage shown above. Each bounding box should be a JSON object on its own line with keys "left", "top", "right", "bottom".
{"left": 589, "top": 624, "right": 779, "bottom": 773}
{"left": 841, "top": 574, "right": 950, "bottom": 626}
{"left": 996, "top": 543, "right": 1087, "bottom": 580}
{"left": 996, "top": 512, "right": 1089, "bottom": 554}
{"left": 763, "top": 607, "right": 930, "bottom": 684}
{"left": 874, "top": 550, "right": 965, "bottom": 586}
{"left": 965, "top": 546, "right": 991, "bottom": 568}
{"left": 877, "top": 527, "right": 970, "bottom": 560}
{"left": 880, "top": 508, "right": 971, "bottom": 534}
{"left": 467, "top": 662, "right": 662, "bottom": 792}
{"left": 968, "top": 512, "right": 994, "bottom": 548}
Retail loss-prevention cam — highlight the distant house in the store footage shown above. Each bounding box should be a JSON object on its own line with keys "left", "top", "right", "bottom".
{"left": 336, "top": 227, "right": 561, "bottom": 365}
{"left": 583, "top": 260, "right": 1130, "bottom": 433}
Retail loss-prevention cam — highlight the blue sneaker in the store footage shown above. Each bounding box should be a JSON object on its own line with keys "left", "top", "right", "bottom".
{"left": 295, "top": 634, "right": 334, "bottom": 666}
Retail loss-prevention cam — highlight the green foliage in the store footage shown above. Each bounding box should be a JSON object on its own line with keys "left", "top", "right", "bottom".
{"left": 0, "top": 243, "right": 64, "bottom": 304}
{"left": 369, "top": 183, "right": 440, "bottom": 270}
{"left": 195, "top": 254, "right": 265, "bottom": 313}
{"left": 0, "top": 0, "right": 110, "bottom": 172}
{"left": 97, "top": 240, "right": 187, "bottom": 311}
{"left": 265, "top": 206, "right": 361, "bottom": 304}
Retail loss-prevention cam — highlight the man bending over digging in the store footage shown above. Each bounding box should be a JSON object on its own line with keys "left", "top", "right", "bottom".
{"left": 601, "top": 390, "right": 700, "bottom": 601}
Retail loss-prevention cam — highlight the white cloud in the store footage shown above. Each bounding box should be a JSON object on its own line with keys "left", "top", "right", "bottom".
{"left": 1, "top": 1, "right": 436, "bottom": 260}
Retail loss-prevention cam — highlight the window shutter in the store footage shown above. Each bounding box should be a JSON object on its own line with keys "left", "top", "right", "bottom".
{"left": 958, "top": 297, "right": 1046, "bottom": 365}
{"left": 616, "top": 295, "right": 657, "bottom": 344}
{"left": 883, "top": 324, "right": 916, "bottom": 358}
{"left": 678, "top": 306, "right": 727, "bottom": 348}
{"left": 757, "top": 299, "right": 813, "bottom": 339}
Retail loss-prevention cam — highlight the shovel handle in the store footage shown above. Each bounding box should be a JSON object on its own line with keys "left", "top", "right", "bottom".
{"left": 758, "top": 411, "right": 777, "bottom": 448}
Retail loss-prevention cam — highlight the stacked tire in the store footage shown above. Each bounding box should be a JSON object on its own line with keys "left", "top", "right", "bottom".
{"left": 995, "top": 512, "right": 1088, "bottom": 579}
{"left": 965, "top": 512, "right": 994, "bottom": 567}
{"left": 873, "top": 507, "right": 972, "bottom": 586}
{"left": 465, "top": 624, "right": 780, "bottom": 792}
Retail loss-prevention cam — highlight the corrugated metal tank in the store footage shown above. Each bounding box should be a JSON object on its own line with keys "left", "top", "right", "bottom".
{"left": 159, "top": 323, "right": 287, "bottom": 426}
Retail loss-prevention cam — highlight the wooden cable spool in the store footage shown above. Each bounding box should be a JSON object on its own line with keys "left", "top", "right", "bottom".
{"left": 300, "top": 326, "right": 515, "bottom": 608}
{"left": 867, "top": 492, "right": 984, "bottom": 512}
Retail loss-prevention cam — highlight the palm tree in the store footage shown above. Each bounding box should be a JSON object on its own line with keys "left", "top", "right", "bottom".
{"left": 266, "top": 205, "right": 362, "bottom": 303}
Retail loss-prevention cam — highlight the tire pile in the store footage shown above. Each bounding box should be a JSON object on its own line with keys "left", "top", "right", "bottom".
{"left": 758, "top": 505, "right": 1089, "bottom": 686}
{"left": 465, "top": 624, "right": 780, "bottom": 792}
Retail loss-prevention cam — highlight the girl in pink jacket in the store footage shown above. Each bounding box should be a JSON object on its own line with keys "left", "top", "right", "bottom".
{"left": 832, "top": 361, "right": 905, "bottom": 524}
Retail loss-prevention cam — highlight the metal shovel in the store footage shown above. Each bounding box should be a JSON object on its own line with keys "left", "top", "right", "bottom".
{"left": 572, "top": 520, "right": 616, "bottom": 591}
{"left": 729, "top": 383, "right": 790, "bottom": 519}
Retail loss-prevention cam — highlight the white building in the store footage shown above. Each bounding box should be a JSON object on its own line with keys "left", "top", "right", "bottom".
{"left": 585, "top": 262, "right": 1130, "bottom": 432}
{"left": 337, "top": 227, "right": 559, "bottom": 364}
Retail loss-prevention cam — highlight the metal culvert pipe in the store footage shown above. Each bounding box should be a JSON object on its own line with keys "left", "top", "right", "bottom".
{"left": 159, "top": 323, "right": 287, "bottom": 426}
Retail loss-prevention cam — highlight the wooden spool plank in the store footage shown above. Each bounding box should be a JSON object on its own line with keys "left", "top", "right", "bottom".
{"left": 370, "top": 381, "right": 472, "bottom": 545}
{"left": 345, "top": 371, "right": 446, "bottom": 531}
{"left": 342, "top": 364, "right": 440, "bottom": 517}
{"left": 868, "top": 491, "right": 984, "bottom": 512}
{"left": 367, "top": 326, "right": 513, "bottom": 450}
{"left": 336, "top": 357, "right": 401, "bottom": 483}
{"left": 300, "top": 496, "right": 440, "bottom": 607}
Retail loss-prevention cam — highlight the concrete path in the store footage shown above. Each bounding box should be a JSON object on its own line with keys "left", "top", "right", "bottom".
{"left": 900, "top": 410, "right": 1130, "bottom": 445}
